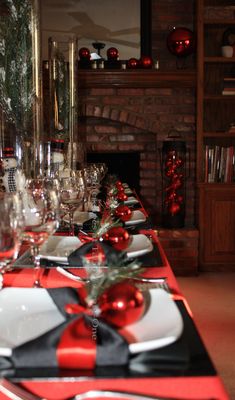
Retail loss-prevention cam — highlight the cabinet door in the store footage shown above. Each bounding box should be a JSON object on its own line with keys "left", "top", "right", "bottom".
{"left": 199, "top": 185, "right": 235, "bottom": 269}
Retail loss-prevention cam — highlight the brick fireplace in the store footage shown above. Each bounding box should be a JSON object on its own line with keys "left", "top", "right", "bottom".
{"left": 77, "top": 70, "right": 196, "bottom": 228}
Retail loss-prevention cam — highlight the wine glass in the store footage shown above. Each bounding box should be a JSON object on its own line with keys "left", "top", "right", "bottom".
{"left": 0, "top": 193, "right": 25, "bottom": 287}
{"left": 59, "top": 176, "right": 84, "bottom": 235}
{"left": 22, "top": 179, "right": 60, "bottom": 287}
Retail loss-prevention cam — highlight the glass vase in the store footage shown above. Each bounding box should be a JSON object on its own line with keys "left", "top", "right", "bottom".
{"left": 0, "top": 0, "right": 43, "bottom": 180}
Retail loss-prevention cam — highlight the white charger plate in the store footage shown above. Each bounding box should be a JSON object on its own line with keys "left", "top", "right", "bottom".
{"left": 126, "top": 234, "right": 153, "bottom": 258}
{"left": 0, "top": 288, "right": 183, "bottom": 357}
{"left": 0, "top": 288, "right": 65, "bottom": 357}
{"left": 39, "top": 234, "right": 153, "bottom": 264}
{"left": 39, "top": 236, "right": 82, "bottom": 264}
{"left": 63, "top": 211, "right": 97, "bottom": 226}
{"left": 124, "top": 196, "right": 139, "bottom": 205}
{"left": 125, "top": 210, "right": 146, "bottom": 226}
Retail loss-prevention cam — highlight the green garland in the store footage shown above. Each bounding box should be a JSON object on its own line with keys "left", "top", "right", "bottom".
{"left": 0, "top": 0, "right": 33, "bottom": 133}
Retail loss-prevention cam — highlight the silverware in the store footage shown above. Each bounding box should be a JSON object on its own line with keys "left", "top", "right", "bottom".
{"left": 0, "top": 378, "right": 43, "bottom": 400}
{"left": 56, "top": 267, "right": 169, "bottom": 291}
{"left": 73, "top": 389, "right": 216, "bottom": 400}
{"left": 74, "top": 390, "right": 173, "bottom": 399}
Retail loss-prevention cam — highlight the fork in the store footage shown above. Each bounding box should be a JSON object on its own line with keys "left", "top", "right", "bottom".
{"left": 73, "top": 390, "right": 217, "bottom": 400}
{"left": 56, "top": 267, "right": 168, "bottom": 285}
{"left": 0, "top": 378, "right": 43, "bottom": 400}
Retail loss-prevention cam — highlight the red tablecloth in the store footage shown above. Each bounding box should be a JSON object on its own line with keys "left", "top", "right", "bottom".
{"left": 0, "top": 230, "right": 230, "bottom": 400}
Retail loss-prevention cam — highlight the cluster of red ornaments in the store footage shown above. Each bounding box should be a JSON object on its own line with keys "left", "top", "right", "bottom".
{"left": 164, "top": 150, "right": 184, "bottom": 216}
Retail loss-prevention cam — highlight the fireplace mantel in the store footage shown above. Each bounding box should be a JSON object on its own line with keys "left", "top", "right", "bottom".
{"left": 77, "top": 69, "right": 196, "bottom": 88}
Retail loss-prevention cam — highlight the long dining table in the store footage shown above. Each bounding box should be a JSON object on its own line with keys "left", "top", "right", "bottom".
{"left": 0, "top": 185, "right": 230, "bottom": 400}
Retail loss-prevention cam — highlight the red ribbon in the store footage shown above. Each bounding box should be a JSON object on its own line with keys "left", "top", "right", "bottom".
{"left": 57, "top": 317, "right": 96, "bottom": 369}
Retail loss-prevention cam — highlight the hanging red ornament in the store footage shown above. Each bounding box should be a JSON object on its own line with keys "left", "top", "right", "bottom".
{"left": 116, "top": 191, "right": 128, "bottom": 202}
{"left": 168, "top": 202, "right": 181, "bottom": 215}
{"left": 172, "top": 178, "right": 183, "bottom": 189}
{"left": 165, "top": 159, "right": 173, "bottom": 168}
{"left": 176, "top": 194, "right": 184, "bottom": 204}
{"left": 165, "top": 167, "right": 175, "bottom": 177}
{"left": 115, "top": 204, "right": 132, "bottom": 222}
{"left": 79, "top": 47, "right": 90, "bottom": 60}
{"left": 127, "top": 58, "right": 139, "bottom": 69}
{"left": 102, "top": 226, "right": 131, "bottom": 251}
{"left": 107, "top": 47, "right": 119, "bottom": 60}
{"left": 167, "top": 27, "right": 195, "bottom": 57}
{"left": 115, "top": 180, "right": 123, "bottom": 189}
{"left": 140, "top": 55, "right": 153, "bottom": 68}
{"left": 166, "top": 190, "right": 177, "bottom": 202}
{"left": 98, "top": 281, "right": 145, "bottom": 328}
{"left": 175, "top": 157, "right": 184, "bottom": 168}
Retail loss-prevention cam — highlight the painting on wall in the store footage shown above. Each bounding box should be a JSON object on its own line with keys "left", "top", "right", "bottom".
{"left": 41, "top": 0, "right": 140, "bottom": 60}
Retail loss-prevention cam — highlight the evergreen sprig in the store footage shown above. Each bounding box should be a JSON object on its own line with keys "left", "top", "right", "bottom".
{"left": 84, "top": 252, "right": 144, "bottom": 307}
{"left": 0, "top": 0, "right": 33, "bottom": 133}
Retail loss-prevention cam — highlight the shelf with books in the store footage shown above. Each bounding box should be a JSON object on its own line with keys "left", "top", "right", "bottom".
{"left": 204, "top": 144, "right": 235, "bottom": 183}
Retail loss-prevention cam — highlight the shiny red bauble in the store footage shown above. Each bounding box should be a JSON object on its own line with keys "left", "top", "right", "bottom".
{"left": 115, "top": 204, "right": 132, "bottom": 222}
{"left": 107, "top": 47, "right": 119, "bottom": 60}
{"left": 140, "top": 55, "right": 153, "bottom": 68}
{"left": 102, "top": 226, "right": 131, "bottom": 251}
{"left": 127, "top": 58, "right": 139, "bottom": 68}
{"left": 167, "top": 27, "right": 195, "bottom": 57}
{"left": 98, "top": 281, "right": 145, "bottom": 328}
{"left": 115, "top": 180, "right": 123, "bottom": 189}
{"left": 168, "top": 202, "right": 181, "bottom": 215}
{"left": 78, "top": 47, "right": 90, "bottom": 60}
{"left": 116, "top": 191, "right": 128, "bottom": 202}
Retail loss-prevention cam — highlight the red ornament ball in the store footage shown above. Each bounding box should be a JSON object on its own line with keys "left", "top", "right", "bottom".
{"left": 115, "top": 204, "right": 132, "bottom": 222}
{"left": 79, "top": 47, "right": 90, "bottom": 60}
{"left": 116, "top": 191, "right": 128, "bottom": 202}
{"left": 102, "top": 226, "right": 131, "bottom": 251}
{"left": 167, "top": 27, "right": 195, "bottom": 57}
{"left": 107, "top": 47, "right": 119, "bottom": 60}
{"left": 98, "top": 281, "right": 145, "bottom": 328}
{"left": 115, "top": 180, "right": 123, "bottom": 188}
{"left": 168, "top": 202, "right": 181, "bottom": 215}
{"left": 140, "top": 55, "right": 153, "bottom": 68}
{"left": 127, "top": 58, "right": 139, "bottom": 69}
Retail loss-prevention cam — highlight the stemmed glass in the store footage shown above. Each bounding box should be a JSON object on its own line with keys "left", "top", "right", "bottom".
{"left": 59, "top": 176, "right": 84, "bottom": 235}
{"left": 0, "top": 193, "right": 25, "bottom": 288}
{"left": 22, "top": 178, "right": 60, "bottom": 287}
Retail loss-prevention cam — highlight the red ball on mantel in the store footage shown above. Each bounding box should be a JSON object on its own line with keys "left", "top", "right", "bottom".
{"left": 107, "top": 47, "right": 119, "bottom": 60}
{"left": 115, "top": 204, "right": 132, "bottom": 222}
{"left": 78, "top": 47, "right": 90, "bottom": 60}
{"left": 140, "top": 55, "right": 153, "bottom": 68}
{"left": 102, "top": 226, "right": 131, "bottom": 251}
{"left": 98, "top": 281, "right": 145, "bottom": 328}
{"left": 127, "top": 57, "right": 139, "bottom": 69}
{"left": 116, "top": 191, "right": 128, "bottom": 202}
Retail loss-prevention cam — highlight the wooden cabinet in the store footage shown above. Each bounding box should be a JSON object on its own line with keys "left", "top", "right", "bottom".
{"left": 197, "top": 0, "right": 235, "bottom": 270}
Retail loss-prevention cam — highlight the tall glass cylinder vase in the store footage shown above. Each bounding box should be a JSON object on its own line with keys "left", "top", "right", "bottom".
{"left": 0, "top": 0, "right": 43, "bottom": 182}
{"left": 47, "top": 37, "right": 85, "bottom": 175}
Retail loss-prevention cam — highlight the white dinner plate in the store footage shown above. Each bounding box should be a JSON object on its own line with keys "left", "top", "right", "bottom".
{"left": 0, "top": 288, "right": 65, "bottom": 357}
{"left": 124, "top": 196, "right": 139, "bottom": 205}
{"left": 39, "top": 236, "right": 82, "bottom": 264}
{"left": 120, "top": 288, "right": 184, "bottom": 353}
{"left": 126, "top": 234, "right": 153, "bottom": 258}
{"left": 0, "top": 288, "right": 183, "bottom": 357}
{"left": 125, "top": 210, "right": 146, "bottom": 226}
{"left": 38, "top": 234, "right": 152, "bottom": 264}
{"left": 63, "top": 211, "right": 97, "bottom": 226}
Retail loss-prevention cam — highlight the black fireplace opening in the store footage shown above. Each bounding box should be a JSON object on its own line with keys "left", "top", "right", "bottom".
{"left": 87, "top": 152, "right": 140, "bottom": 193}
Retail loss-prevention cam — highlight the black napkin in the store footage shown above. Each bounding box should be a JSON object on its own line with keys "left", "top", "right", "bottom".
{"left": 0, "top": 287, "right": 129, "bottom": 371}
{"left": 68, "top": 240, "right": 122, "bottom": 267}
